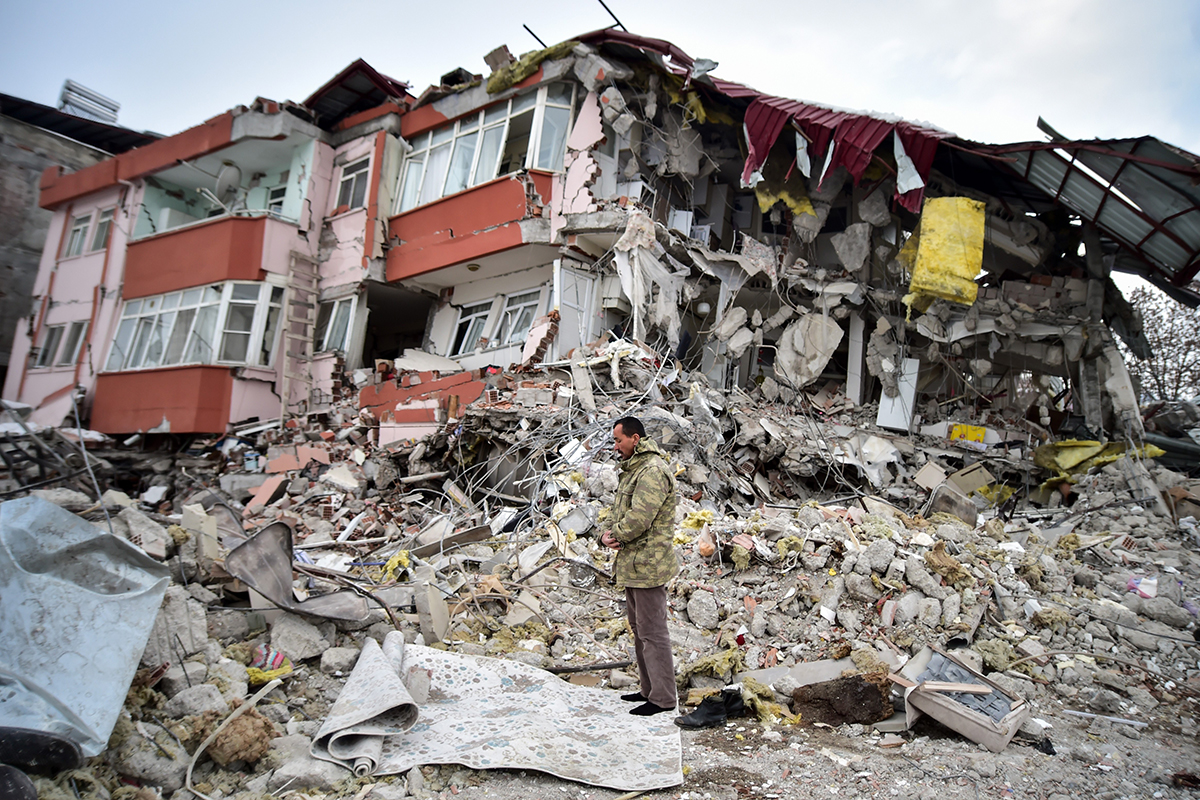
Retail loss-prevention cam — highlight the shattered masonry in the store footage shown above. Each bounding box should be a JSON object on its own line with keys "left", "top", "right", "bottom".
{"left": 2, "top": 26, "right": 1200, "bottom": 800}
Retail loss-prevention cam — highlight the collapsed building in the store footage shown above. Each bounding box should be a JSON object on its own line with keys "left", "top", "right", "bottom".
{"left": 2, "top": 28, "right": 1200, "bottom": 800}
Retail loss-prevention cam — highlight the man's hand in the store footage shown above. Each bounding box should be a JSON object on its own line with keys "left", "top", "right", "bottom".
{"left": 601, "top": 530, "right": 621, "bottom": 550}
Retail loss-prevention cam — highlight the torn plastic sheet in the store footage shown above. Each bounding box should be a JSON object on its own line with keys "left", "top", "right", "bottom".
{"left": 0, "top": 496, "right": 170, "bottom": 757}
{"left": 834, "top": 434, "right": 902, "bottom": 488}
{"left": 225, "top": 521, "right": 372, "bottom": 621}
{"left": 775, "top": 313, "right": 844, "bottom": 389}
{"left": 894, "top": 131, "right": 925, "bottom": 194}
{"left": 688, "top": 246, "right": 765, "bottom": 326}
{"left": 795, "top": 131, "right": 812, "bottom": 177}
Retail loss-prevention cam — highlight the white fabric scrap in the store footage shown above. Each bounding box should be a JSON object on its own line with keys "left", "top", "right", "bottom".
{"left": 893, "top": 131, "right": 925, "bottom": 194}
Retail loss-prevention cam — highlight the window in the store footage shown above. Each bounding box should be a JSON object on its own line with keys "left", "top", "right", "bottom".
{"left": 494, "top": 290, "right": 541, "bottom": 346}
{"left": 32, "top": 321, "right": 87, "bottom": 368}
{"left": 336, "top": 158, "right": 370, "bottom": 210}
{"left": 451, "top": 301, "right": 493, "bottom": 356}
{"left": 314, "top": 297, "right": 356, "bottom": 353}
{"left": 33, "top": 326, "right": 63, "bottom": 368}
{"left": 63, "top": 214, "right": 92, "bottom": 258}
{"left": 104, "top": 282, "right": 285, "bottom": 372}
{"left": 268, "top": 186, "right": 287, "bottom": 215}
{"left": 394, "top": 82, "right": 577, "bottom": 213}
{"left": 89, "top": 209, "right": 114, "bottom": 252}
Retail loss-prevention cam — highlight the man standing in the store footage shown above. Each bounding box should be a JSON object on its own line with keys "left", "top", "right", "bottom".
{"left": 600, "top": 416, "right": 679, "bottom": 716}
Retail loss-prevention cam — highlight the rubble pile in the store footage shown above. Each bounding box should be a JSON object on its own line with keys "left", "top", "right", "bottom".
{"left": 4, "top": 348, "right": 1199, "bottom": 799}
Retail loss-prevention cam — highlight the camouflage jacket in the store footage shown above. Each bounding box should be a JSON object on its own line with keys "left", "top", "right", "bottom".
{"left": 610, "top": 438, "right": 679, "bottom": 589}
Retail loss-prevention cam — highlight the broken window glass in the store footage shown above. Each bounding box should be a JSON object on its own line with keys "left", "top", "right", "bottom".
{"left": 452, "top": 300, "right": 493, "bottom": 356}
{"left": 314, "top": 297, "right": 356, "bottom": 353}
{"left": 495, "top": 290, "right": 541, "bottom": 346}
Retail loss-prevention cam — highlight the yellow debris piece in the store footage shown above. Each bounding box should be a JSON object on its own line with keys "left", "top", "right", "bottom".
{"left": 383, "top": 550, "right": 410, "bottom": 583}
{"left": 977, "top": 484, "right": 1014, "bottom": 505}
{"left": 486, "top": 41, "right": 577, "bottom": 95}
{"left": 1034, "top": 440, "right": 1166, "bottom": 489}
{"left": 247, "top": 664, "right": 292, "bottom": 685}
{"left": 903, "top": 197, "right": 985, "bottom": 313}
{"left": 681, "top": 509, "right": 715, "bottom": 530}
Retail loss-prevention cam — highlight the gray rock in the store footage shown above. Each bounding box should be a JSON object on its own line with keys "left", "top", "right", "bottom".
{"left": 118, "top": 506, "right": 172, "bottom": 558}
{"left": 408, "top": 765, "right": 428, "bottom": 799}
{"left": 749, "top": 613, "right": 768, "bottom": 638}
{"left": 268, "top": 752, "right": 351, "bottom": 792}
{"left": 941, "top": 593, "right": 961, "bottom": 627}
{"left": 894, "top": 591, "right": 924, "bottom": 626}
{"left": 820, "top": 576, "right": 846, "bottom": 611}
{"left": 207, "top": 609, "right": 251, "bottom": 642}
{"left": 1118, "top": 627, "right": 1160, "bottom": 652}
{"left": 836, "top": 606, "right": 862, "bottom": 635}
{"left": 159, "top": 662, "right": 208, "bottom": 698}
{"left": 884, "top": 558, "right": 907, "bottom": 583}
{"left": 1073, "top": 568, "right": 1100, "bottom": 588}
{"left": 1158, "top": 576, "right": 1183, "bottom": 605}
{"left": 108, "top": 729, "right": 190, "bottom": 792}
{"left": 917, "top": 598, "right": 942, "bottom": 628}
{"left": 905, "top": 556, "right": 948, "bottom": 599}
{"left": 687, "top": 589, "right": 720, "bottom": 630}
{"left": 844, "top": 572, "right": 882, "bottom": 602}
{"left": 219, "top": 472, "right": 268, "bottom": 502}
{"left": 321, "top": 647, "right": 360, "bottom": 675}
{"left": 1141, "top": 597, "right": 1192, "bottom": 629}
{"left": 1086, "top": 688, "right": 1123, "bottom": 714}
{"left": 862, "top": 538, "right": 897, "bottom": 573}
{"left": 269, "top": 733, "right": 312, "bottom": 761}
{"left": 164, "top": 683, "right": 228, "bottom": 717}
{"left": 31, "top": 488, "right": 94, "bottom": 511}
{"left": 271, "top": 613, "right": 329, "bottom": 661}
{"left": 142, "top": 585, "right": 208, "bottom": 667}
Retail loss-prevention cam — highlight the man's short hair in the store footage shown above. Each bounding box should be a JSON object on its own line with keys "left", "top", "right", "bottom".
{"left": 614, "top": 416, "right": 645, "bottom": 438}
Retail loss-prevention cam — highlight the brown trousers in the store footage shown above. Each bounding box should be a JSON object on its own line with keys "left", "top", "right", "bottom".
{"left": 625, "top": 585, "right": 677, "bottom": 709}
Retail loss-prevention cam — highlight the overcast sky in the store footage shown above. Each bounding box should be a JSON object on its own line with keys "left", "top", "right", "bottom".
{"left": 3, "top": 0, "right": 1198, "bottom": 153}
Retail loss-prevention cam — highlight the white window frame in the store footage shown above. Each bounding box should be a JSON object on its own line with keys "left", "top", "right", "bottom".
{"left": 336, "top": 158, "right": 371, "bottom": 210}
{"left": 393, "top": 82, "right": 577, "bottom": 214}
{"left": 88, "top": 208, "right": 114, "bottom": 252}
{"left": 62, "top": 213, "right": 92, "bottom": 258}
{"left": 267, "top": 185, "right": 287, "bottom": 215}
{"left": 450, "top": 300, "right": 495, "bottom": 356}
{"left": 33, "top": 325, "right": 65, "bottom": 368}
{"left": 56, "top": 321, "right": 88, "bottom": 366}
{"left": 494, "top": 289, "right": 542, "bottom": 347}
{"left": 314, "top": 296, "right": 358, "bottom": 353}
{"left": 103, "top": 280, "right": 285, "bottom": 373}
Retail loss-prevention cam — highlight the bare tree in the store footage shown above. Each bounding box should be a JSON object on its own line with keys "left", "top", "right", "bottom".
{"left": 1123, "top": 284, "right": 1200, "bottom": 402}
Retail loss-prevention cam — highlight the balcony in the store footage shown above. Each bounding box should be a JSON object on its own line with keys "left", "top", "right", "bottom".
{"left": 386, "top": 170, "right": 553, "bottom": 283}
{"left": 124, "top": 215, "right": 285, "bottom": 299}
{"left": 91, "top": 366, "right": 233, "bottom": 433}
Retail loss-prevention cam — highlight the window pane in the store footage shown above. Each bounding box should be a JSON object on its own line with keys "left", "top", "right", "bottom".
{"left": 419, "top": 143, "right": 452, "bottom": 205}
{"left": 337, "top": 176, "right": 353, "bottom": 208}
{"left": 443, "top": 130, "right": 479, "bottom": 195}
{"left": 259, "top": 304, "right": 281, "bottom": 366}
{"left": 409, "top": 131, "right": 430, "bottom": 152}
{"left": 327, "top": 301, "right": 353, "bottom": 351}
{"left": 457, "top": 115, "right": 479, "bottom": 134}
{"left": 89, "top": 210, "right": 113, "bottom": 252}
{"left": 314, "top": 301, "right": 333, "bottom": 350}
{"left": 220, "top": 332, "right": 249, "bottom": 362}
{"left": 64, "top": 216, "right": 90, "bottom": 257}
{"left": 512, "top": 92, "right": 536, "bottom": 114}
{"left": 143, "top": 311, "right": 173, "bottom": 368}
{"left": 57, "top": 322, "right": 86, "bottom": 366}
{"left": 36, "top": 326, "right": 63, "bottom": 367}
{"left": 537, "top": 106, "right": 571, "bottom": 171}
{"left": 231, "top": 284, "right": 259, "bottom": 301}
{"left": 545, "top": 82, "right": 573, "bottom": 106}
{"left": 143, "top": 296, "right": 161, "bottom": 314}
{"left": 483, "top": 104, "right": 507, "bottom": 125}
{"left": 431, "top": 125, "right": 454, "bottom": 146}
{"left": 124, "top": 299, "right": 142, "bottom": 316}
{"left": 161, "top": 292, "right": 180, "bottom": 310}
{"left": 128, "top": 318, "right": 155, "bottom": 368}
{"left": 164, "top": 308, "right": 194, "bottom": 364}
{"left": 186, "top": 305, "right": 218, "bottom": 363}
{"left": 106, "top": 318, "right": 135, "bottom": 371}
{"left": 398, "top": 156, "right": 425, "bottom": 212}
{"left": 270, "top": 286, "right": 284, "bottom": 304}
{"left": 499, "top": 111, "right": 533, "bottom": 174}
{"left": 226, "top": 303, "right": 255, "bottom": 333}
{"left": 473, "top": 125, "right": 505, "bottom": 186}
{"left": 350, "top": 171, "right": 368, "bottom": 209}
{"left": 180, "top": 289, "right": 201, "bottom": 307}
{"left": 202, "top": 286, "right": 222, "bottom": 304}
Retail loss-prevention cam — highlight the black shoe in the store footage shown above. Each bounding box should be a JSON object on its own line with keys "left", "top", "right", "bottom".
{"left": 0, "top": 728, "right": 82, "bottom": 773}
{"left": 674, "top": 688, "right": 746, "bottom": 729}
{"left": 620, "top": 692, "right": 647, "bottom": 702}
{"left": 0, "top": 765, "right": 37, "bottom": 800}
{"left": 630, "top": 701, "right": 674, "bottom": 716}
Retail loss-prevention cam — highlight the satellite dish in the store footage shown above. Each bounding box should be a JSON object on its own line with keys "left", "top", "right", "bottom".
{"left": 214, "top": 162, "right": 243, "bottom": 207}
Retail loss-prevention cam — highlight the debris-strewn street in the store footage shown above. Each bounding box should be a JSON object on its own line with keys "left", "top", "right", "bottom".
{"left": 3, "top": 346, "right": 1198, "bottom": 798}
{"left": 2, "top": 24, "right": 1199, "bottom": 800}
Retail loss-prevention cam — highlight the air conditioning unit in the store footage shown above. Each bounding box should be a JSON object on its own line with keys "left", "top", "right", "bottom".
{"left": 159, "top": 208, "right": 201, "bottom": 231}
{"left": 599, "top": 274, "right": 630, "bottom": 313}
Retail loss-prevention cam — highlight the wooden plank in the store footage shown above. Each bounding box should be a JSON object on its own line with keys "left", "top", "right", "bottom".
{"left": 917, "top": 681, "right": 993, "bottom": 695}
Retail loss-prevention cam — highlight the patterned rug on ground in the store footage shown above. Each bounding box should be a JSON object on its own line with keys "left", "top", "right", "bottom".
{"left": 311, "top": 631, "right": 682, "bottom": 791}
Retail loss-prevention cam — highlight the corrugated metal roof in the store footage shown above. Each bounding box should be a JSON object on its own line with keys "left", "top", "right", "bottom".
{"left": 303, "top": 59, "right": 409, "bottom": 130}
{"left": 977, "top": 137, "right": 1200, "bottom": 286}
{"left": 0, "top": 93, "right": 159, "bottom": 154}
